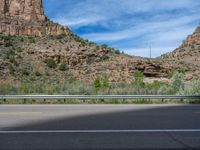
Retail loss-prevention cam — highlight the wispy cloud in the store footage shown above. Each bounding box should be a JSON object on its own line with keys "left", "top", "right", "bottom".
{"left": 54, "top": 17, "right": 104, "bottom": 27}
{"left": 82, "top": 14, "right": 199, "bottom": 42}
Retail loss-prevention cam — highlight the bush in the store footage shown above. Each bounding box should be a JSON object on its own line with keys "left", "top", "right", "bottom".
{"left": 44, "top": 58, "right": 57, "bottom": 68}
{"left": 115, "top": 49, "right": 120, "bottom": 55}
{"left": 179, "top": 79, "right": 200, "bottom": 95}
{"left": 35, "top": 71, "right": 42, "bottom": 76}
{"left": 59, "top": 63, "right": 68, "bottom": 71}
{"left": 8, "top": 64, "right": 15, "bottom": 75}
{"left": 16, "top": 47, "right": 23, "bottom": 53}
{"left": 158, "top": 85, "right": 175, "bottom": 95}
{"left": 93, "top": 75, "right": 110, "bottom": 92}
{"left": 9, "top": 57, "right": 18, "bottom": 66}
{"left": 28, "top": 37, "right": 36, "bottom": 43}
{"left": 21, "top": 68, "right": 30, "bottom": 76}
{"left": 101, "top": 44, "right": 108, "bottom": 49}
{"left": 102, "top": 76, "right": 109, "bottom": 88}
{"left": 170, "top": 71, "right": 184, "bottom": 92}
{"left": 93, "top": 77, "right": 101, "bottom": 90}
{"left": 3, "top": 36, "right": 13, "bottom": 47}
{"left": 133, "top": 70, "right": 145, "bottom": 88}
{"left": 100, "top": 54, "right": 109, "bottom": 61}
{"left": 0, "top": 49, "right": 16, "bottom": 59}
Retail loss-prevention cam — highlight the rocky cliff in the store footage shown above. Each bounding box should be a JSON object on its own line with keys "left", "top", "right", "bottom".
{"left": 0, "top": 0, "right": 71, "bottom": 36}
{"left": 161, "top": 25, "right": 200, "bottom": 67}
{"left": 2, "top": 0, "right": 198, "bottom": 84}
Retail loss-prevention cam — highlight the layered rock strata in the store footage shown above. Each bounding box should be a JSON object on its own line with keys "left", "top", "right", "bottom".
{"left": 0, "top": 0, "right": 71, "bottom": 36}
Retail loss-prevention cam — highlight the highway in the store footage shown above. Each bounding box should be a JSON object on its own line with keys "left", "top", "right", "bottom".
{"left": 0, "top": 104, "right": 200, "bottom": 150}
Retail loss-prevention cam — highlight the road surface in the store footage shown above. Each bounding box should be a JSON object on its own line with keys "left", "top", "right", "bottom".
{"left": 0, "top": 104, "right": 200, "bottom": 150}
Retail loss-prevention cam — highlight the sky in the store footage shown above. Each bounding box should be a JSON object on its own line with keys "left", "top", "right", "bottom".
{"left": 43, "top": 0, "right": 200, "bottom": 58}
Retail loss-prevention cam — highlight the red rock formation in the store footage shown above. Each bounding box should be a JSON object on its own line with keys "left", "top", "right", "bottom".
{"left": 160, "top": 25, "right": 200, "bottom": 69}
{"left": 0, "top": 0, "right": 71, "bottom": 36}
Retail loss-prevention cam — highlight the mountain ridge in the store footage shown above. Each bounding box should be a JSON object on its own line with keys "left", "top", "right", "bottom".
{"left": 0, "top": 0, "right": 199, "bottom": 84}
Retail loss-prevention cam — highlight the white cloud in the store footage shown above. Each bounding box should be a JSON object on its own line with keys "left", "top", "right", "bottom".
{"left": 54, "top": 17, "right": 104, "bottom": 27}
{"left": 82, "top": 14, "right": 199, "bottom": 42}
{"left": 45, "top": 0, "right": 200, "bottom": 57}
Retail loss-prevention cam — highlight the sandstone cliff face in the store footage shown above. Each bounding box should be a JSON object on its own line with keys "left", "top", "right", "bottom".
{"left": 160, "top": 25, "right": 200, "bottom": 67}
{"left": 0, "top": 0, "right": 71, "bottom": 36}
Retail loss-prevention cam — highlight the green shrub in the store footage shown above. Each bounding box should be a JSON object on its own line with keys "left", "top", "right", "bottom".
{"left": 9, "top": 57, "right": 18, "bottom": 66}
{"left": 8, "top": 64, "right": 15, "bottom": 75}
{"left": 101, "top": 44, "right": 108, "bottom": 49}
{"left": 44, "top": 58, "right": 57, "bottom": 68}
{"left": 93, "top": 75, "right": 110, "bottom": 92}
{"left": 0, "top": 49, "right": 16, "bottom": 59}
{"left": 168, "top": 70, "right": 175, "bottom": 79}
{"left": 59, "top": 63, "right": 68, "bottom": 71}
{"left": 100, "top": 54, "right": 109, "bottom": 61}
{"left": 19, "top": 83, "right": 29, "bottom": 94}
{"left": 179, "top": 79, "right": 200, "bottom": 95}
{"left": 21, "top": 68, "right": 30, "bottom": 76}
{"left": 158, "top": 85, "right": 175, "bottom": 95}
{"left": 159, "top": 71, "right": 184, "bottom": 95}
{"left": 28, "top": 37, "right": 36, "bottom": 43}
{"left": 133, "top": 70, "right": 145, "bottom": 88}
{"left": 102, "top": 76, "right": 109, "bottom": 88}
{"left": 3, "top": 36, "right": 13, "bottom": 47}
{"left": 170, "top": 71, "right": 184, "bottom": 92}
{"left": 115, "top": 49, "right": 121, "bottom": 54}
{"left": 55, "top": 34, "right": 68, "bottom": 40}
{"left": 86, "top": 58, "right": 93, "bottom": 65}
{"left": 93, "top": 77, "right": 101, "bottom": 90}
{"left": 16, "top": 47, "right": 23, "bottom": 53}
{"left": 35, "top": 71, "right": 42, "bottom": 76}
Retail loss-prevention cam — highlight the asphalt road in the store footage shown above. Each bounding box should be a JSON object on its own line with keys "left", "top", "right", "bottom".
{"left": 0, "top": 104, "right": 200, "bottom": 150}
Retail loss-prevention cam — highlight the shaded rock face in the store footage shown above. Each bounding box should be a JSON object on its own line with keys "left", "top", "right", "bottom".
{"left": 0, "top": 0, "right": 71, "bottom": 36}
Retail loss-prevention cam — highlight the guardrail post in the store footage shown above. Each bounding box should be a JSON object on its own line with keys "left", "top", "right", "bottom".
{"left": 3, "top": 99, "right": 6, "bottom": 103}
{"left": 64, "top": 99, "right": 66, "bottom": 103}
{"left": 23, "top": 99, "right": 26, "bottom": 104}
{"left": 44, "top": 99, "right": 46, "bottom": 103}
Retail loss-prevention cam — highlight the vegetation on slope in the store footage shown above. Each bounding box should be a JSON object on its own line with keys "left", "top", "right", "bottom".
{"left": 0, "top": 70, "right": 199, "bottom": 96}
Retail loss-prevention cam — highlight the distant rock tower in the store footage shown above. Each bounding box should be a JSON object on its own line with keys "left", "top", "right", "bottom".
{"left": 0, "top": 0, "right": 46, "bottom": 21}
{"left": 0, "top": 0, "right": 71, "bottom": 36}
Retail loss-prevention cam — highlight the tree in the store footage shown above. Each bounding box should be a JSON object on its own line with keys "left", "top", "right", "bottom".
{"left": 93, "top": 77, "right": 101, "bottom": 90}
{"left": 133, "top": 70, "right": 145, "bottom": 88}
{"left": 170, "top": 71, "right": 184, "bottom": 92}
{"left": 179, "top": 79, "right": 200, "bottom": 95}
{"left": 102, "top": 76, "right": 109, "bottom": 88}
{"left": 93, "top": 75, "right": 110, "bottom": 91}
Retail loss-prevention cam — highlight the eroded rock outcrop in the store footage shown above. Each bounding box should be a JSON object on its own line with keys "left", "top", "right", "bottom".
{"left": 160, "top": 25, "right": 200, "bottom": 67}
{"left": 0, "top": 0, "right": 71, "bottom": 36}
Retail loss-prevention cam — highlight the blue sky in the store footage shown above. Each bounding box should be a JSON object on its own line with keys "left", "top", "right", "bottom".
{"left": 43, "top": 0, "right": 200, "bottom": 57}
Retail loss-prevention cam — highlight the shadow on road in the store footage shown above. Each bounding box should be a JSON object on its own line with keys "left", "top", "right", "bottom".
{"left": 0, "top": 104, "right": 200, "bottom": 150}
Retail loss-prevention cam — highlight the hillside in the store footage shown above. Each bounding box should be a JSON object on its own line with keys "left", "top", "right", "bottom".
{"left": 0, "top": 34, "right": 171, "bottom": 83}
{"left": 0, "top": 0, "right": 200, "bottom": 86}
{"left": 0, "top": 0, "right": 173, "bottom": 84}
{"left": 160, "top": 26, "right": 200, "bottom": 80}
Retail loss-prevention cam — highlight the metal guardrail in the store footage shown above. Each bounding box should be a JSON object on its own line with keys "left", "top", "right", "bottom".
{"left": 0, "top": 95, "right": 200, "bottom": 100}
